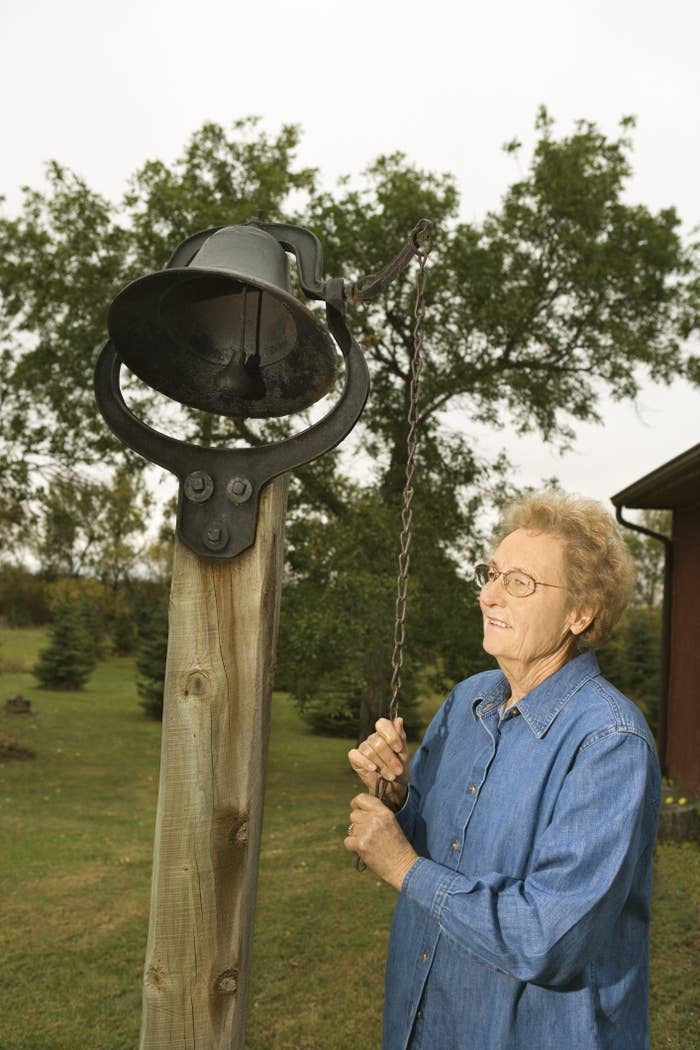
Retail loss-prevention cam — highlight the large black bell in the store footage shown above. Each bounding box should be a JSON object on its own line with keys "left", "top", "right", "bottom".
{"left": 107, "top": 225, "right": 337, "bottom": 418}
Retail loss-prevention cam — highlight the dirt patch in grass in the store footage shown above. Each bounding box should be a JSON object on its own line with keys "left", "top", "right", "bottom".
{"left": 0, "top": 734, "right": 35, "bottom": 760}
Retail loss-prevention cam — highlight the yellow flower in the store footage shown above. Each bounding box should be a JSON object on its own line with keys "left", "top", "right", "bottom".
{"left": 678, "top": 797, "right": 687, "bottom": 805}
{"left": 664, "top": 796, "right": 675, "bottom": 804}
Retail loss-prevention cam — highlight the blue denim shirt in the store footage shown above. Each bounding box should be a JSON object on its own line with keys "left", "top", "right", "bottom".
{"left": 384, "top": 651, "right": 660, "bottom": 1050}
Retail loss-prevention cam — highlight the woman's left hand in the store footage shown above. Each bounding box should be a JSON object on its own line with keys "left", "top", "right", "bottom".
{"left": 344, "top": 794, "right": 418, "bottom": 891}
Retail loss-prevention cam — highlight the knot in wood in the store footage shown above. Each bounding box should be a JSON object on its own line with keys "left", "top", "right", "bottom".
{"left": 184, "top": 670, "right": 210, "bottom": 700}
{"left": 228, "top": 817, "right": 249, "bottom": 847}
{"left": 214, "top": 968, "right": 239, "bottom": 995}
{"left": 144, "top": 965, "right": 167, "bottom": 990}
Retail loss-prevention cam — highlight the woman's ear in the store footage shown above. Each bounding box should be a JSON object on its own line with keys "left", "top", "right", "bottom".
{"left": 569, "top": 608, "right": 596, "bottom": 637}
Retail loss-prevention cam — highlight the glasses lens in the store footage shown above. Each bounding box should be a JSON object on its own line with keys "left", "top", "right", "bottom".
{"left": 504, "top": 571, "right": 535, "bottom": 597}
{"left": 474, "top": 564, "right": 491, "bottom": 586}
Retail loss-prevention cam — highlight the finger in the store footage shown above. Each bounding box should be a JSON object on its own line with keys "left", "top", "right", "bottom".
{"left": 375, "top": 717, "right": 405, "bottom": 753}
{"left": 351, "top": 793, "right": 387, "bottom": 813}
{"left": 348, "top": 748, "right": 377, "bottom": 773}
{"left": 362, "top": 732, "right": 404, "bottom": 780}
{"left": 393, "top": 717, "right": 409, "bottom": 759}
{"left": 344, "top": 813, "right": 366, "bottom": 852}
{"left": 343, "top": 831, "right": 358, "bottom": 852}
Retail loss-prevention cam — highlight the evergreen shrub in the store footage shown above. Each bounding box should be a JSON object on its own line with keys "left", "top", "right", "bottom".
{"left": 33, "top": 590, "right": 98, "bottom": 690}
{"left": 135, "top": 599, "right": 169, "bottom": 720}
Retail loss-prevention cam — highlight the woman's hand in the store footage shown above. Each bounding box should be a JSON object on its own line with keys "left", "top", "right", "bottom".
{"left": 347, "top": 717, "right": 409, "bottom": 812}
{"left": 344, "top": 794, "right": 418, "bottom": 890}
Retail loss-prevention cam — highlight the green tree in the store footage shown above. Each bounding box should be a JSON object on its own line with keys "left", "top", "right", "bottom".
{"left": 622, "top": 509, "right": 672, "bottom": 606}
{"left": 33, "top": 587, "right": 98, "bottom": 690}
{"left": 2, "top": 112, "right": 699, "bottom": 739}
{"left": 135, "top": 597, "right": 169, "bottom": 719}
{"left": 288, "top": 111, "right": 698, "bottom": 737}
{"left": 0, "top": 119, "right": 317, "bottom": 549}
{"left": 598, "top": 605, "right": 661, "bottom": 737}
{"left": 278, "top": 488, "right": 490, "bottom": 738}
{"left": 111, "top": 594, "right": 139, "bottom": 656}
{"left": 0, "top": 566, "right": 49, "bottom": 627}
{"left": 32, "top": 466, "right": 153, "bottom": 587}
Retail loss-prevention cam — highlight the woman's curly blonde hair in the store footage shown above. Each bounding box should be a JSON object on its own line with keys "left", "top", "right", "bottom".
{"left": 493, "top": 491, "right": 636, "bottom": 650}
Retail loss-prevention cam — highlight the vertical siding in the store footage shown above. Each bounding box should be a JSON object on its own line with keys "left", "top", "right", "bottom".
{"left": 666, "top": 508, "right": 700, "bottom": 794}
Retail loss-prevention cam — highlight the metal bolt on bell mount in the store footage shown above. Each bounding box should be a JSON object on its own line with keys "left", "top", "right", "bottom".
{"left": 95, "top": 218, "right": 433, "bottom": 560}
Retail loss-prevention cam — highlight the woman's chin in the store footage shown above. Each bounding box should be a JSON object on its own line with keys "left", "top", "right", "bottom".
{"left": 482, "top": 634, "right": 503, "bottom": 658}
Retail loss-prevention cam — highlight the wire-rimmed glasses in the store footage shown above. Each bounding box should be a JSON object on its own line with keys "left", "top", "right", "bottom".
{"left": 474, "top": 563, "right": 566, "bottom": 598}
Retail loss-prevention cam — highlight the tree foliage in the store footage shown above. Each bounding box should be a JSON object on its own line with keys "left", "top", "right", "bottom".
{"left": 0, "top": 119, "right": 317, "bottom": 553}
{"left": 0, "top": 566, "right": 50, "bottom": 627}
{"left": 596, "top": 511, "right": 672, "bottom": 738}
{"left": 622, "top": 509, "right": 671, "bottom": 606}
{"left": 135, "top": 597, "right": 169, "bottom": 720}
{"left": 598, "top": 605, "right": 661, "bottom": 738}
{"left": 290, "top": 111, "right": 698, "bottom": 735}
{"left": 33, "top": 584, "right": 99, "bottom": 690}
{"left": 32, "top": 465, "right": 154, "bottom": 588}
{"left": 2, "top": 112, "right": 698, "bottom": 738}
{"left": 277, "top": 488, "right": 489, "bottom": 739}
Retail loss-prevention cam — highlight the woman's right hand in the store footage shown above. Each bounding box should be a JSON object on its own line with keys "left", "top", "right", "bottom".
{"left": 348, "top": 717, "right": 409, "bottom": 812}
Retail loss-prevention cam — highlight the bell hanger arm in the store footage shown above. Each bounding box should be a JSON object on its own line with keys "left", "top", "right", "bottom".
{"left": 246, "top": 221, "right": 328, "bottom": 301}
{"left": 346, "top": 218, "right": 433, "bottom": 303}
{"left": 248, "top": 218, "right": 434, "bottom": 307}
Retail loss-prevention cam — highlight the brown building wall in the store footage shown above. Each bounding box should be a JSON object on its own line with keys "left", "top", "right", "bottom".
{"left": 665, "top": 507, "right": 700, "bottom": 794}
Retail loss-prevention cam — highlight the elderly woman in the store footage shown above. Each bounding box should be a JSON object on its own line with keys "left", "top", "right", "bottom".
{"left": 345, "top": 492, "right": 660, "bottom": 1050}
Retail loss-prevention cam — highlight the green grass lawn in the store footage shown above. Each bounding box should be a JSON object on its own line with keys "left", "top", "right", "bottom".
{"left": 0, "top": 627, "right": 698, "bottom": 1049}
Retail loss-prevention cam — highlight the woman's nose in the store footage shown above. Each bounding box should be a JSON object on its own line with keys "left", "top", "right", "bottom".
{"left": 481, "top": 578, "right": 502, "bottom": 603}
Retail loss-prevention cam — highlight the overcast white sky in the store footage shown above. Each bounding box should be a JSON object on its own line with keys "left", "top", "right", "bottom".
{"left": 2, "top": 0, "right": 698, "bottom": 506}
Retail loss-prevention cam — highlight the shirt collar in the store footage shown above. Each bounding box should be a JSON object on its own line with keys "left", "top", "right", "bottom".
{"left": 471, "top": 650, "right": 601, "bottom": 739}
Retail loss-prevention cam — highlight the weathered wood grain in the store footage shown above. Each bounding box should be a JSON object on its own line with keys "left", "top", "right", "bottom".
{"left": 140, "top": 475, "right": 289, "bottom": 1050}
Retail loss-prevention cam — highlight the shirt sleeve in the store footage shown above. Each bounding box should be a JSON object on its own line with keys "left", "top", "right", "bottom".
{"left": 401, "top": 728, "right": 659, "bottom": 986}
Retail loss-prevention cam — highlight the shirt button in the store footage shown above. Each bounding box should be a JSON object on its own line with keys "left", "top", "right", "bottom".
{"left": 421, "top": 950, "right": 429, "bottom": 962}
{"left": 450, "top": 839, "right": 459, "bottom": 852}
{"left": 469, "top": 783, "right": 478, "bottom": 795}
{"left": 416, "top": 1009, "right": 424, "bottom": 1019}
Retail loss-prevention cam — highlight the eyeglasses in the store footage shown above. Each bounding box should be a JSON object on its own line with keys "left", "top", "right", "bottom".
{"left": 474, "top": 563, "right": 566, "bottom": 598}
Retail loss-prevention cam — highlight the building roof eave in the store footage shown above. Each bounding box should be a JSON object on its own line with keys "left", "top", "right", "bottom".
{"left": 611, "top": 443, "right": 700, "bottom": 510}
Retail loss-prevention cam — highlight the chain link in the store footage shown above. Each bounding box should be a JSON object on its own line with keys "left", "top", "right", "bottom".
{"left": 387, "top": 245, "right": 430, "bottom": 723}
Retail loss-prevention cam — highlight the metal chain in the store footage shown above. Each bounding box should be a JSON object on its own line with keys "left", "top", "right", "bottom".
{"left": 387, "top": 242, "right": 431, "bottom": 723}
{"left": 356, "top": 228, "right": 432, "bottom": 872}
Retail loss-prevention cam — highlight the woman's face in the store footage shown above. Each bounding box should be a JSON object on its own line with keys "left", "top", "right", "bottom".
{"left": 479, "top": 528, "right": 586, "bottom": 674}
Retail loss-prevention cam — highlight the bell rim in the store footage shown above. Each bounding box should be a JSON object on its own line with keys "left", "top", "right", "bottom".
{"left": 107, "top": 265, "right": 338, "bottom": 419}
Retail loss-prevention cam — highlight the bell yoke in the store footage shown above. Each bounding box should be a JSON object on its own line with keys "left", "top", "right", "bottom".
{"left": 95, "top": 219, "right": 431, "bottom": 559}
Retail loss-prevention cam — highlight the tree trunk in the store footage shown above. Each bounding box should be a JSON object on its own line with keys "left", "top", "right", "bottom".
{"left": 139, "top": 475, "right": 288, "bottom": 1050}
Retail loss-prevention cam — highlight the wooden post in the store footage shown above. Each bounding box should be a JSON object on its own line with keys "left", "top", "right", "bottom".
{"left": 139, "top": 475, "right": 288, "bottom": 1050}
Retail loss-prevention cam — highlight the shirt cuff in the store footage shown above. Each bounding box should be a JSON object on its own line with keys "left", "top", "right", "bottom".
{"left": 394, "top": 783, "right": 412, "bottom": 815}
{"left": 394, "top": 784, "right": 415, "bottom": 838}
{"left": 401, "top": 856, "right": 460, "bottom": 922}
